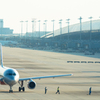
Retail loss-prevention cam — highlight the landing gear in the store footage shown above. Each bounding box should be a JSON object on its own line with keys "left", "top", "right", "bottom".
{"left": 9, "top": 86, "right": 13, "bottom": 93}
{"left": 18, "top": 81, "right": 25, "bottom": 92}
{"left": 19, "top": 87, "right": 25, "bottom": 92}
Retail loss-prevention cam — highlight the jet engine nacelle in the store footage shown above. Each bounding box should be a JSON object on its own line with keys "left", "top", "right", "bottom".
{"left": 27, "top": 80, "right": 36, "bottom": 89}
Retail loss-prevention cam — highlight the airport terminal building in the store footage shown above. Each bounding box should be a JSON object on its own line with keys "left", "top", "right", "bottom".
{"left": 28, "top": 19, "right": 100, "bottom": 52}
{"left": 4, "top": 19, "right": 100, "bottom": 53}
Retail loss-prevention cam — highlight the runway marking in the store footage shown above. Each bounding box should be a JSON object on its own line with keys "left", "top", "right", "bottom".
{"left": 67, "top": 61, "right": 100, "bottom": 63}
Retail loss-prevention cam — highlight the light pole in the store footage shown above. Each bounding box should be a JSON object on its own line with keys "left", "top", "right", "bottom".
{"left": 66, "top": 19, "right": 70, "bottom": 33}
{"left": 89, "top": 16, "right": 93, "bottom": 31}
{"left": 66, "top": 19, "right": 70, "bottom": 48}
{"left": 59, "top": 19, "right": 62, "bottom": 42}
{"left": 66, "top": 19, "right": 70, "bottom": 41}
{"left": 44, "top": 20, "right": 47, "bottom": 38}
{"left": 88, "top": 16, "right": 93, "bottom": 50}
{"left": 20, "top": 21, "right": 23, "bottom": 38}
{"left": 32, "top": 20, "right": 34, "bottom": 38}
{"left": 25, "top": 21, "right": 28, "bottom": 41}
{"left": 59, "top": 19, "right": 62, "bottom": 49}
{"left": 38, "top": 20, "right": 41, "bottom": 38}
{"left": 43, "top": 23, "right": 45, "bottom": 38}
{"left": 78, "top": 17, "right": 82, "bottom": 31}
{"left": 59, "top": 19, "right": 62, "bottom": 35}
{"left": 51, "top": 20, "right": 55, "bottom": 38}
{"left": 32, "top": 18, "right": 36, "bottom": 38}
{"left": 78, "top": 16, "right": 82, "bottom": 40}
{"left": 25, "top": 21, "right": 28, "bottom": 33}
{"left": 25, "top": 20, "right": 28, "bottom": 36}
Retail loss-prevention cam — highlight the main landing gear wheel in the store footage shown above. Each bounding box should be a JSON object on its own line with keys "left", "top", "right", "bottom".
{"left": 18, "top": 81, "right": 25, "bottom": 92}
{"left": 19, "top": 87, "right": 25, "bottom": 92}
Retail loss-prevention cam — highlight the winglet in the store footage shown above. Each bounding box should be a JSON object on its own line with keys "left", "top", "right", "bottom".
{"left": 0, "top": 43, "right": 3, "bottom": 67}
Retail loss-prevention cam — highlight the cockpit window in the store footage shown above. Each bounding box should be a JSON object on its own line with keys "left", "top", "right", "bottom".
{"left": 4, "top": 69, "right": 17, "bottom": 76}
{"left": 6, "top": 73, "right": 16, "bottom": 76}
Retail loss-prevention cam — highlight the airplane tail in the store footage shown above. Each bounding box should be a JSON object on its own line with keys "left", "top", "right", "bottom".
{"left": 0, "top": 44, "right": 3, "bottom": 67}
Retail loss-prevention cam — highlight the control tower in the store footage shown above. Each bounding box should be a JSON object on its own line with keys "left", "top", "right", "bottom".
{"left": 0, "top": 19, "right": 3, "bottom": 28}
{"left": 0, "top": 19, "right": 13, "bottom": 35}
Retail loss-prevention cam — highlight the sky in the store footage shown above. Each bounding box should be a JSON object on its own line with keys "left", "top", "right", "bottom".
{"left": 0, "top": 0, "right": 100, "bottom": 33}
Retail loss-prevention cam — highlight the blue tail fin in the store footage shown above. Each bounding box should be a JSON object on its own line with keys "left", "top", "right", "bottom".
{"left": 0, "top": 44, "right": 3, "bottom": 67}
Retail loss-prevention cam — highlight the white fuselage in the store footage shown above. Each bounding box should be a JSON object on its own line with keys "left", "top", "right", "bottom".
{"left": 0, "top": 66, "right": 19, "bottom": 86}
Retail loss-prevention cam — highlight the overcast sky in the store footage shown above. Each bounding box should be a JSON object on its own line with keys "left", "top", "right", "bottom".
{"left": 0, "top": 0, "right": 100, "bottom": 33}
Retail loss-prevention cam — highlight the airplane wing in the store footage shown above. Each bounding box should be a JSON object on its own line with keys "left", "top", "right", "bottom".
{"left": 19, "top": 74, "right": 73, "bottom": 81}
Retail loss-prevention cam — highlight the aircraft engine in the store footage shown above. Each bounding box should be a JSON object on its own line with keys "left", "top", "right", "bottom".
{"left": 27, "top": 80, "right": 36, "bottom": 89}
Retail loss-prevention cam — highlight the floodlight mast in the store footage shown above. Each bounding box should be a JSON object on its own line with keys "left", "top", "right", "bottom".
{"left": 78, "top": 17, "right": 82, "bottom": 32}
{"left": 32, "top": 20, "right": 34, "bottom": 38}
{"left": 66, "top": 19, "right": 70, "bottom": 41}
{"left": 59, "top": 19, "right": 62, "bottom": 35}
{"left": 38, "top": 20, "right": 41, "bottom": 38}
{"left": 88, "top": 16, "right": 93, "bottom": 50}
{"left": 44, "top": 20, "right": 47, "bottom": 38}
{"left": 25, "top": 21, "right": 28, "bottom": 33}
{"left": 25, "top": 21, "right": 28, "bottom": 39}
{"left": 78, "top": 17, "right": 82, "bottom": 41}
{"left": 20, "top": 21, "right": 24, "bottom": 37}
{"left": 59, "top": 19, "right": 63, "bottom": 49}
{"left": 89, "top": 16, "right": 93, "bottom": 31}
{"left": 32, "top": 18, "right": 36, "bottom": 38}
{"left": 66, "top": 19, "right": 70, "bottom": 49}
{"left": 51, "top": 20, "right": 55, "bottom": 38}
{"left": 66, "top": 19, "right": 70, "bottom": 34}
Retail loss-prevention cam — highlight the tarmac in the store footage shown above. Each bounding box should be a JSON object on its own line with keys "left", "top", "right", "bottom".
{"left": 0, "top": 46, "right": 100, "bottom": 100}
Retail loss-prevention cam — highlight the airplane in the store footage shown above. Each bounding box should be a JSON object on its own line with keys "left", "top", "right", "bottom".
{"left": 0, "top": 44, "right": 73, "bottom": 93}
